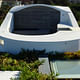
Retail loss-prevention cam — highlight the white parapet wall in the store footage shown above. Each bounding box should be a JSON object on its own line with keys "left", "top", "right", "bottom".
{"left": 0, "top": 4, "right": 80, "bottom": 54}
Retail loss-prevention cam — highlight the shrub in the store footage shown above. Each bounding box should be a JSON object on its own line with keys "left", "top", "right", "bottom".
{"left": 52, "top": 0, "right": 70, "bottom": 6}
{"left": 49, "top": 51, "right": 80, "bottom": 60}
{"left": 0, "top": 5, "right": 11, "bottom": 25}
{"left": 0, "top": 50, "right": 55, "bottom": 80}
{"left": 70, "top": 4, "right": 80, "bottom": 26}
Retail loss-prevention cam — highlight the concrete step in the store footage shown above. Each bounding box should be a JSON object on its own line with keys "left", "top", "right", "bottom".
{"left": 38, "top": 56, "right": 51, "bottom": 74}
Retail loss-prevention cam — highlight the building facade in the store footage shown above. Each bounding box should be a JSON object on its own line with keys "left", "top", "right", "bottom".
{"left": 0, "top": 4, "right": 79, "bottom": 53}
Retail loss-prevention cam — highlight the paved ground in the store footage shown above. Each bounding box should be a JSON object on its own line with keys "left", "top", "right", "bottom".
{"left": 0, "top": 71, "right": 20, "bottom": 80}
{"left": 52, "top": 60, "right": 80, "bottom": 79}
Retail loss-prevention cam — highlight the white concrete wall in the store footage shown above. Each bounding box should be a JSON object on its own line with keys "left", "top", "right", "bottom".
{"left": 60, "top": 12, "right": 72, "bottom": 26}
{"left": 60, "top": 10, "right": 79, "bottom": 27}
{"left": 0, "top": 36, "right": 78, "bottom": 54}
{"left": 0, "top": 4, "right": 80, "bottom": 54}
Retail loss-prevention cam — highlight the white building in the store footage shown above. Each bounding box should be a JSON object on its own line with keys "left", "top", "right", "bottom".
{"left": 0, "top": 4, "right": 79, "bottom": 54}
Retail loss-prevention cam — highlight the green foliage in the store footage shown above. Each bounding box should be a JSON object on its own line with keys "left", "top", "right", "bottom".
{"left": 0, "top": 50, "right": 45, "bottom": 71}
{"left": 0, "top": 5, "right": 11, "bottom": 25}
{"left": 15, "top": 49, "right": 46, "bottom": 62}
{"left": 70, "top": 4, "right": 80, "bottom": 23}
{"left": 49, "top": 51, "right": 80, "bottom": 60}
{"left": 33, "top": 0, "right": 54, "bottom": 5}
{"left": 1, "top": 49, "right": 79, "bottom": 79}
{"left": 78, "top": 21, "right": 80, "bottom": 26}
{"left": 33, "top": 0, "right": 70, "bottom": 5}
{"left": 52, "top": 0, "right": 70, "bottom": 6}
{"left": 0, "top": 49, "right": 55, "bottom": 80}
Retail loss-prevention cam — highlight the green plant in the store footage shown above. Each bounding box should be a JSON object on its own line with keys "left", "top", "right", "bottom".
{"left": 70, "top": 4, "right": 80, "bottom": 26}
{"left": 0, "top": 49, "right": 56, "bottom": 80}
{"left": 1, "top": 49, "right": 80, "bottom": 80}
{"left": 0, "top": 5, "right": 11, "bottom": 25}
{"left": 78, "top": 21, "right": 80, "bottom": 26}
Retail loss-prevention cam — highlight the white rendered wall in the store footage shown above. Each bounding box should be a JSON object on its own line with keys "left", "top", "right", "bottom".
{"left": 0, "top": 5, "right": 79, "bottom": 54}
{"left": 60, "top": 12, "right": 72, "bottom": 26}
{"left": 0, "top": 36, "right": 78, "bottom": 54}
{"left": 60, "top": 10, "right": 79, "bottom": 27}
